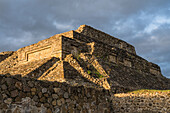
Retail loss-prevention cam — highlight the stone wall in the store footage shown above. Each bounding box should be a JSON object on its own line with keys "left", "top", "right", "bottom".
{"left": 113, "top": 91, "right": 170, "bottom": 113}
{"left": 0, "top": 74, "right": 112, "bottom": 113}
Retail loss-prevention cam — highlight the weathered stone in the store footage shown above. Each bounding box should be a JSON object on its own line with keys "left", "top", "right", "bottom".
{"left": 68, "top": 108, "right": 75, "bottom": 113}
{"left": 44, "top": 103, "right": 50, "bottom": 107}
{"left": 47, "top": 108, "right": 52, "bottom": 113}
{"left": 52, "top": 100, "right": 57, "bottom": 106}
{"left": 60, "top": 98, "right": 65, "bottom": 104}
{"left": 23, "top": 85, "right": 30, "bottom": 92}
{"left": 0, "top": 94, "right": 2, "bottom": 100}
{"left": 31, "top": 88, "right": 36, "bottom": 92}
{"left": 42, "top": 88, "right": 47, "bottom": 93}
{"left": 124, "top": 60, "right": 132, "bottom": 67}
{"left": 2, "top": 93, "right": 8, "bottom": 98}
{"left": 38, "top": 92, "right": 42, "bottom": 98}
{"left": 61, "top": 106, "right": 68, "bottom": 113}
{"left": 8, "top": 84, "right": 16, "bottom": 91}
{"left": 28, "top": 81, "right": 34, "bottom": 87}
{"left": 52, "top": 94, "right": 58, "bottom": 99}
{"left": 57, "top": 99, "right": 62, "bottom": 106}
{"left": 13, "top": 107, "right": 22, "bottom": 113}
{"left": 64, "top": 92, "right": 69, "bottom": 99}
{"left": 109, "top": 55, "right": 116, "bottom": 63}
{"left": 33, "top": 95, "right": 38, "bottom": 102}
{"left": 1, "top": 84, "right": 7, "bottom": 90}
{"left": 31, "top": 91, "right": 36, "bottom": 95}
{"left": 19, "top": 91, "right": 26, "bottom": 98}
{"left": 48, "top": 97, "right": 53, "bottom": 103}
{"left": 56, "top": 98, "right": 65, "bottom": 106}
{"left": 77, "top": 104, "right": 82, "bottom": 110}
{"left": 66, "top": 98, "right": 71, "bottom": 103}
{"left": 40, "top": 97, "right": 46, "bottom": 103}
{"left": 15, "top": 97, "right": 21, "bottom": 102}
{"left": 44, "top": 93, "right": 49, "bottom": 97}
{"left": 53, "top": 88, "right": 60, "bottom": 93}
{"left": 54, "top": 107, "right": 60, "bottom": 113}
{"left": 36, "top": 103, "right": 42, "bottom": 107}
{"left": 4, "top": 98, "right": 12, "bottom": 104}
{"left": 26, "top": 92, "right": 31, "bottom": 97}
{"left": 6, "top": 109, "right": 12, "bottom": 113}
{"left": 5, "top": 78, "right": 13, "bottom": 86}
{"left": 15, "top": 81, "right": 22, "bottom": 90}
{"left": 11, "top": 90, "right": 18, "bottom": 97}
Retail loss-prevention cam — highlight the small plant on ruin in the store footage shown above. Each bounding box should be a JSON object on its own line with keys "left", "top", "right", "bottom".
{"left": 87, "top": 70, "right": 91, "bottom": 75}
{"left": 94, "top": 71, "right": 104, "bottom": 78}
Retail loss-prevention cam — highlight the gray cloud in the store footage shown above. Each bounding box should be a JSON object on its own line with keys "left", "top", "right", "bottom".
{"left": 0, "top": 0, "right": 170, "bottom": 78}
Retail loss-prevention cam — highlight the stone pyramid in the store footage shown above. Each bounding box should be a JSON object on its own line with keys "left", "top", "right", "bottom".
{"left": 0, "top": 25, "right": 169, "bottom": 91}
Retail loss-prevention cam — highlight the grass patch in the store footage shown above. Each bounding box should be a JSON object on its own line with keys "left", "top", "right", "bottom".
{"left": 127, "top": 89, "right": 170, "bottom": 94}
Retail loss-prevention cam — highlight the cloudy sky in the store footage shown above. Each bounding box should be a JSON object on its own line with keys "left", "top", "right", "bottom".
{"left": 0, "top": 0, "right": 170, "bottom": 78}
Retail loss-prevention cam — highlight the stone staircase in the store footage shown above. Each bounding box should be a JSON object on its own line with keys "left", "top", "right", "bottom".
{"left": 64, "top": 54, "right": 110, "bottom": 89}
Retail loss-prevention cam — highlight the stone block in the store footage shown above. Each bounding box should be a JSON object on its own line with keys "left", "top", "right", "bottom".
{"left": 109, "top": 55, "right": 116, "bottom": 63}
{"left": 124, "top": 60, "right": 132, "bottom": 67}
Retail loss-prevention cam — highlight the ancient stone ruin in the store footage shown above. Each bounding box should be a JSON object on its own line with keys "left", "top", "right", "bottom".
{"left": 0, "top": 25, "right": 169, "bottom": 112}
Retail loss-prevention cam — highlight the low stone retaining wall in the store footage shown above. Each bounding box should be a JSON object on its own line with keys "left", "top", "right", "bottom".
{"left": 112, "top": 91, "right": 170, "bottom": 113}
{"left": 0, "top": 74, "right": 112, "bottom": 113}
